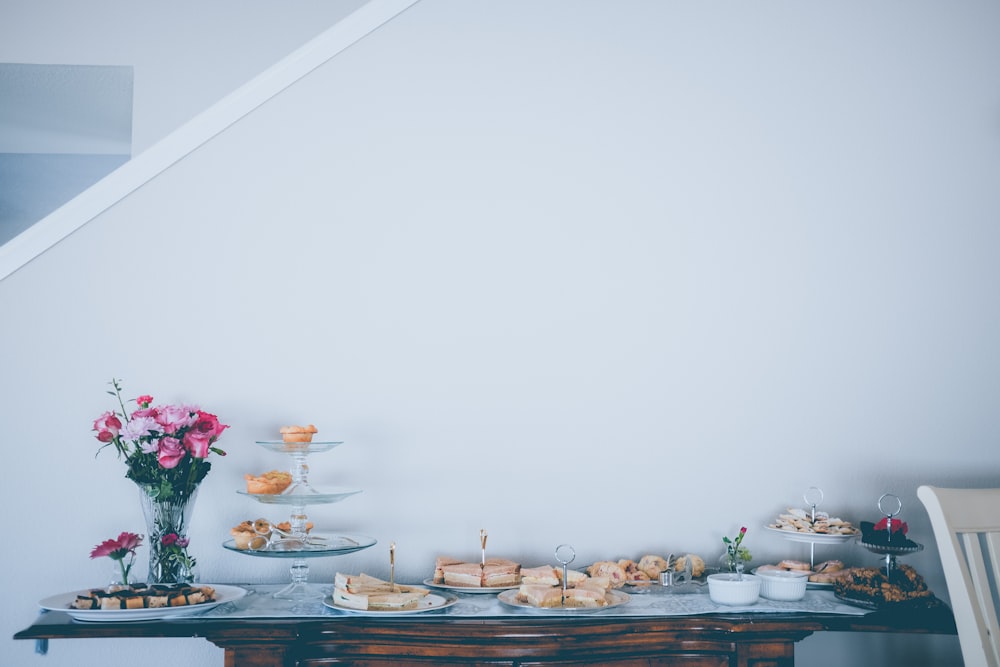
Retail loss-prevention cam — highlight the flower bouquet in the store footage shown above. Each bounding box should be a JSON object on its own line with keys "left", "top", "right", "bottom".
{"left": 93, "top": 379, "right": 228, "bottom": 583}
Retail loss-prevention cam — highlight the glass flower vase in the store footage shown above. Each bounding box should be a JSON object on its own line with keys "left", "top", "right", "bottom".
{"left": 136, "top": 483, "right": 199, "bottom": 584}
{"left": 719, "top": 552, "right": 749, "bottom": 575}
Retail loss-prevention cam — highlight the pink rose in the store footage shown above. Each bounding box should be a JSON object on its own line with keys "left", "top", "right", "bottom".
{"left": 183, "top": 411, "right": 228, "bottom": 458}
{"left": 157, "top": 436, "right": 186, "bottom": 469}
{"left": 93, "top": 411, "right": 122, "bottom": 443}
{"left": 161, "top": 533, "right": 179, "bottom": 547}
{"left": 155, "top": 404, "right": 197, "bottom": 434}
{"left": 136, "top": 395, "right": 154, "bottom": 408}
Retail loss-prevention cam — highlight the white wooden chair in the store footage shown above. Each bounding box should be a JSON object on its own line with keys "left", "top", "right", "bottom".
{"left": 918, "top": 485, "right": 1000, "bottom": 667}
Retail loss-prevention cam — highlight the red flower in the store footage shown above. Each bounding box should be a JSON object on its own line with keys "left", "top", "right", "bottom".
{"left": 90, "top": 531, "right": 143, "bottom": 560}
{"left": 874, "top": 517, "right": 908, "bottom": 535}
{"left": 136, "top": 395, "right": 154, "bottom": 408}
{"left": 161, "top": 533, "right": 179, "bottom": 547}
{"left": 183, "top": 411, "right": 229, "bottom": 458}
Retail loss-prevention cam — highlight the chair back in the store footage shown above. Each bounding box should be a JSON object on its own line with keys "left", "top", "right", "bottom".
{"left": 918, "top": 485, "right": 1000, "bottom": 667}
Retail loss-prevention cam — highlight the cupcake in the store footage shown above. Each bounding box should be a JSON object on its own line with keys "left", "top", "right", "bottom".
{"left": 280, "top": 424, "right": 317, "bottom": 443}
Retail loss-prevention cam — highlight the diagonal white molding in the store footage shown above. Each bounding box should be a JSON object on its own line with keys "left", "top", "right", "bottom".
{"left": 0, "top": 0, "right": 421, "bottom": 282}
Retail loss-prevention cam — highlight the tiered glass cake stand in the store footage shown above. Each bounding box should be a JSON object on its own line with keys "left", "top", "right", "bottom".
{"left": 224, "top": 440, "right": 376, "bottom": 600}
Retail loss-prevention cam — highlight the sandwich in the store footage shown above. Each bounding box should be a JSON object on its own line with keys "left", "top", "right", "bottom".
{"left": 333, "top": 572, "right": 430, "bottom": 611}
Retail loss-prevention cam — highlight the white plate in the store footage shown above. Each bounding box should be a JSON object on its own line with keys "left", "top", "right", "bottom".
{"left": 324, "top": 592, "right": 458, "bottom": 615}
{"left": 765, "top": 526, "right": 858, "bottom": 544}
{"left": 497, "top": 589, "right": 629, "bottom": 613}
{"left": 422, "top": 578, "right": 519, "bottom": 594}
{"left": 39, "top": 584, "right": 246, "bottom": 622}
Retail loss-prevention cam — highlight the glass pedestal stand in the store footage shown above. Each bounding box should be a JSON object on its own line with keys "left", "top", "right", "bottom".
{"left": 227, "top": 440, "right": 374, "bottom": 600}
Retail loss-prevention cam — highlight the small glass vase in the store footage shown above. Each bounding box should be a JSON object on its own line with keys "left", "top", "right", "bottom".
{"left": 719, "top": 552, "right": 749, "bottom": 575}
{"left": 136, "top": 483, "right": 199, "bottom": 584}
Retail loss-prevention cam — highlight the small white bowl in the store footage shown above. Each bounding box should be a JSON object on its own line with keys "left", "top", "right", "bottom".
{"left": 757, "top": 570, "right": 808, "bottom": 601}
{"left": 707, "top": 573, "right": 760, "bottom": 605}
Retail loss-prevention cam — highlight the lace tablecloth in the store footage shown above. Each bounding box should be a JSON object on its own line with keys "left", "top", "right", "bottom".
{"left": 203, "top": 583, "right": 870, "bottom": 619}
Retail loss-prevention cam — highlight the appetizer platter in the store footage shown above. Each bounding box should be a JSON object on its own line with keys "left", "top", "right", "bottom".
{"left": 329, "top": 568, "right": 459, "bottom": 614}
{"left": 39, "top": 584, "right": 246, "bottom": 622}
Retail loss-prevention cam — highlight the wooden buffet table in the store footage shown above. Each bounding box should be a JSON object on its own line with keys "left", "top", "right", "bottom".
{"left": 15, "top": 585, "right": 956, "bottom": 667}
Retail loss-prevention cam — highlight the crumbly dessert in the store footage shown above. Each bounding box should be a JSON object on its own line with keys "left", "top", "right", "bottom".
{"left": 834, "top": 565, "right": 933, "bottom": 604}
{"left": 71, "top": 584, "right": 216, "bottom": 610}
{"left": 280, "top": 424, "right": 317, "bottom": 443}
{"left": 244, "top": 470, "right": 292, "bottom": 494}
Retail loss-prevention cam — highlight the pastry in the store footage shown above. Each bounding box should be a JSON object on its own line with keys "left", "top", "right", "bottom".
{"left": 813, "top": 559, "right": 844, "bottom": 574}
{"left": 778, "top": 559, "right": 812, "bottom": 572}
{"left": 638, "top": 554, "right": 670, "bottom": 580}
{"left": 231, "top": 521, "right": 267, "bottom": 550}
{"left": 280, "top": 424, "right": 318, "bottom": 443}
{"left": 275, "top": 521, "right": 314, "bottom": 535}
{"left": 833, "top": 564, "right": 932, "bottom": 604}
{"left": 587, "top": 561, "right": 628, "bottom": 588}
{"left": 769, "top": 508, "right": 859, "bottom": 535}
{"left": 71, "top": 585, "right": 216, "bottom": 610}
{"left": 674, "top": 554, "right": 705, "bottom": 578}
{"left": 244, "top": 470, "right": 292, "bottom": 494}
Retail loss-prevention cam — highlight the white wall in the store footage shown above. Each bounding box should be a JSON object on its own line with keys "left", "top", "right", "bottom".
{"left": 4, "top": 1, "right": 1000, "bottom": 665}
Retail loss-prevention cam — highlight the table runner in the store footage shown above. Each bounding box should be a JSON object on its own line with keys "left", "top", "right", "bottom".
{"left": 203, "top": 584, "right": 870, "bottom": 619}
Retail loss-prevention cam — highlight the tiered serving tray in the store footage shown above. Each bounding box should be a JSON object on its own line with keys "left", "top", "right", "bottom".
{"left": 226, "top": 440, "right": 375, "bottom": 599}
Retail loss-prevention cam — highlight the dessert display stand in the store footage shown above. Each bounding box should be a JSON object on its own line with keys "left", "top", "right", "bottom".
{"left": 225, "top": 440, "right": 375, "bottom": 600}
{"left": 861, "top": 493, "right": 923, "bottom": 578}
{"left": 769, "top": 487, "right": 856, "bottom": 569}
